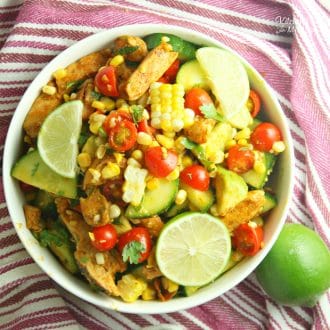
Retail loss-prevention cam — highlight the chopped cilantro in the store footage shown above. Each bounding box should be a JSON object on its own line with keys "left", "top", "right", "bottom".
{"left": 200, "top": 104, "right": 224, "bottom": 122}
{"left": 130, "top": 105, "right": 144, "bottom": 124}
{"left": 122, "top": 241, "right": 146, "bottom": 264}
{"left": 114, "top": 45, "right": 139, "bottom": 56}
{"left": 91, "top": 90, "right": 102, "bottom": 100}
{"left": 181, "top": 137, "right": 198, "bottom": 150}
{"left": 79, "top": 256, "right": 89, "bottom": 263}
{"left": 66, "top": 79, "right": 85, "bottom": 93}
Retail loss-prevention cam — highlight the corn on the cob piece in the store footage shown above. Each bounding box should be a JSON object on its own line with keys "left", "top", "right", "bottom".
{"left": 149, "top": 82, "right": 193, "bottom": 133}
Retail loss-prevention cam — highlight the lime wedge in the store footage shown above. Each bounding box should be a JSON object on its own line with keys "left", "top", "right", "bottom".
{"left": 196, "top": 47, "right": 251, "bottom": 128}
{"left": 156, "top": 212, "right": 231, "bottom": 286}
{"left": 37, "top": 100, "right": 83, "bottom": 178}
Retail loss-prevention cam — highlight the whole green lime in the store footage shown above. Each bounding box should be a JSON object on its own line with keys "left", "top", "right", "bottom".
{"left": 256, "top": 223, "right": 330, "bottom": 307}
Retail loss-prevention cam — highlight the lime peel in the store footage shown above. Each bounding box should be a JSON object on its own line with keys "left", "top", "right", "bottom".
{"left": 37, "top": 100, "right": 83, "bottom": 178}
{"left": 156, "top": 212, "right": 231, "bottom": 286}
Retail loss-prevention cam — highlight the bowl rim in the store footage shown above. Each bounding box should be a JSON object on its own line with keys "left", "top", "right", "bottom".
{"left": 2, "top": 23, "right": 295, "bottom": 314}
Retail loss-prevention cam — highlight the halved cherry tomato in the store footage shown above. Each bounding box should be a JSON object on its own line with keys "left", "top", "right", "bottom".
{"left": 108, "top": 119, "right": 137, "bottom": 152}
{"left": 103, "top": 110, "right": 131, "bottom": 135}
{"left": 90, "top": 224, "right": 118, "bottom": 252}
{"left": 180, "top": 165, "right": 210, "bottom": 191}
{"left": 226, "top": 145, "right": 255, "bottom": 174}
{"left": 247, "top": 90, "right": 261, "bottom": 118}
{"left": 250, "top": 122, "right": 282, "bottom": 152}
{"left": 184, "top": 87, "right": 214, "bottom": 116}
{"left": 232, "top": 223, "right": 263, "bottom": 256}
{"left": 137, "top": 119, "right": 156, "bottom": 135}
{"left": 144, "top": 146, "right": 178, "bottom": 178}
{"left": 158, "top": 59, "right": 180, "bottom": 83}
{"left": 94, "top": 66, "right": 119, "bottom": 97}
{"left": 117, "top": 227, "right": 152, "bottom": 264}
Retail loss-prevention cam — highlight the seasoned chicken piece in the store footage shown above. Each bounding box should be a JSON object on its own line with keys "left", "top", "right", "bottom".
{"left": 125, "top": 43, "right": 178, "bottom": 100}
{"left": 220, "top": 190, "right": 265, "bottom": 232}
{"left": 55, "top": 49, "right": 111, "bottom": 94}
{"left": 184, "top": 117, "right": 216, "bottom": 144}
{"left": 23, "top": 82, "right": 62, "bottom": 138}
{"left": 139, "top": 216, "right": 164, "bottom": 238}
{"left": 114, "top": 35, "right": 148, "bottom": 62}
{"left": 55, "top": 201, "right": 126, "bottom": 296}
{"left": 23, "top": 49, "right": 111, "bottom": 139}
{"left": 76, "top": 78, "right": 95, "bottom": 120}
{"left": 142, "top": 248, "right": 162, "bottom": 280}
{"left": 80, "top": 188, "right": 111, "bottom": 226}
{"left": 24, "top": 204, "right": 43, "bottom": 232}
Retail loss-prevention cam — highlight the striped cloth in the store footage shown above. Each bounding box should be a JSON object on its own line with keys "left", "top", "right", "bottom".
{"left": 0, "top": 0, "right": 329, "bottom": 329}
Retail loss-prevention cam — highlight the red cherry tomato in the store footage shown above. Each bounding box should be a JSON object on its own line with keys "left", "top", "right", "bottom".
{"left": 226, "top": 145, "right": 255, "bottom": 174}
{"left": 180, "top": 165, "right": 210, "bottom": 191}
{"left": 144, "top": 146, "right": 178, "bottom": 178}
{"left": 160, "top": 59, "right": 180, "bottom": 83}
{"left": 184, "top": 87, "right": 214, "bottom": 116}
{"left": 247, "top": 90, "right": 261, "bottom": 118}
{"left": 90, "top": 224, "right": 118, "bottom": 251}
{"left": 137, "top": 119, "right": 156, "bottom": 135}
{"left": 117, "top": 227, "right": 152, "bottom": 264}
{"left": 94, "top": 66, "right": 119, "bottom": 97}
{"left": 232, "top": 223, "right": 263, "bottom": 256}
{"left": 108, "top": 119, "right": 137, "bottom": 152}
{"left": 103, "top": 110, "right": 132, "bottom": 135}
{"left": 250, "top": 122, "right": 282, "bottom": 152}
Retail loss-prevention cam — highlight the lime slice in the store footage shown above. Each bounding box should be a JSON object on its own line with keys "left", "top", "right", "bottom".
{"left": 156, "top": 212, "right": 231, "bottom": 286}
{"left": 37, "top": 100, "right": 83, "bottom": 178}
{"left": 196, "top": 47, "right": 251, "bottom": 128}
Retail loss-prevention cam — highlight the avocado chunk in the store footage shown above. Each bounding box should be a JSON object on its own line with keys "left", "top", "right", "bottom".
{"left": 11, "top": 150, "right": 77, "bottom": 198}
{"left": 215, "top": 167, "right": 248, "bottom": 216}
{"left": 200, "top": 122, "right": 232, "bottom": 162}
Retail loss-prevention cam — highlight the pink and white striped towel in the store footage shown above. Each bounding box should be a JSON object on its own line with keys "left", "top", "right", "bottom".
{"left": 0, "top": 0, "right": 329, "bottom": 329}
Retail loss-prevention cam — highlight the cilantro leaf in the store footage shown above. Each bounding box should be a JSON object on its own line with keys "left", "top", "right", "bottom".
{"left": 114, "top": 46, "right": 139, "bottom": 56}
{"left": 91, "top": 90, "right": 102, "bottom": 101}
{"left": 66, "top": 79, "right": 85, "bottom": 93}
{"left": 200, "top": 104, "right": 224, "bottom": 122}
{"left": 122, "top": 241, "right": 146, "bottom": 264}
{"left": 130, "top": 105, "right": 144, "bottom": 124}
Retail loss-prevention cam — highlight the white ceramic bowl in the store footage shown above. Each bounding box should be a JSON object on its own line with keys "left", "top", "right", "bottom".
{"left": 3, "top": 24, "right": 294, "bottom": 314}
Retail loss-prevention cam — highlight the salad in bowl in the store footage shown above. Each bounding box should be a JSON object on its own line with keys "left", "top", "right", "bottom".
{"left": 4, "top": 25, "right": 293, "bottom": 313}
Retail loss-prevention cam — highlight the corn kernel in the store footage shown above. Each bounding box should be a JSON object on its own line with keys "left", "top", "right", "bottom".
{"left": 53, "top": 68, "right": 67, "bottom": 80}
{"left": 151, "top": 118, "right": 161, "bottom": 129}
{"left": 95, "top": 144, "right": 106, "bottom": 159}
{"left": 110, "top": 55, "right": 124, "bottom": 67}
{"left": 235, "top": 127, "right": 251, "bottom": 140}
{"left": 63, "top": 93, "right": 70, "bottom": 102}
{"left": 163, "top": 131, "right": 176, "bottom": 138}
{"left": 137, "top": 132, "right": 152, "bottom": 145}
{"left": 127, "top": 157, "right": 141, "bottom": 168}
{"left": 146, "top": 177, "right": 160, "bottom": 190}
{"left": 237, "top": 138, "right": 248, "bottom": 146}
{"left": 253, "top": 161, "right": 266, "bottom": 174}
{"left": 272, "top": 141, "right": 285, "bottom": 153}
{"left": 118, "top": 274, "right": 147, "bottom": 303}
{"left": 161, "top": 36, "right": 170, "bottom": 43}
{"left": 172, "top": 119, "right": 184, "bottom": 132}
{"left": 101, "top": 163, "right": 120, "bottom": 179}
{"left": 160, "top": 119, "right": 172, "bottom": 131}
{"left": 175, "top": 189, "right": 187, "bottom": 205}
{"left": 77, "top": 153, "right": 91, "bottom": 168}
{"left": 142, "top": 285, "right": 157, "bottom": 301}
{"left": 109, "top": 204, "right": 121, "bottom": 218}
{"left": 100, "top": 97, "right": 115, "bottom": 111}
{"left": 210, "top": 204, "right": 219, "bottom": 216}
{"left": 114, "top": 152, "right": 124, "bottom": 165}
{"left": 225, "top": 139, "right": 236, "bottom": 150}
{"left": 131, "top": 149, "right": 143, "bottom": 161}
{"left": 166, "top": 167, "right": 180, "bottom": 181}
{"left": 150, "top": 140, "right": 160, "bottom": 147}
{"left": 174, "top": 136, "right": 186, "bottom": 152}
{"left": 42, "top": 85, "right": 57, "bottom": 95}
{"left": 116, "top": 98, "right": 128, "bottom": 109}
{"left": 92, "top": 100, "right": 105, "bottom": 111}
{"left": 156, "top": 134, "right": 174, "bottom": 149}
{"left": 161, "top": 277, "right": 178, "bottom": 293}
{"left": 182, "top": 155, "right": 193, "bottom": 168}
{"left": 88, "top": 168, "right": 101, "bottom": 183}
